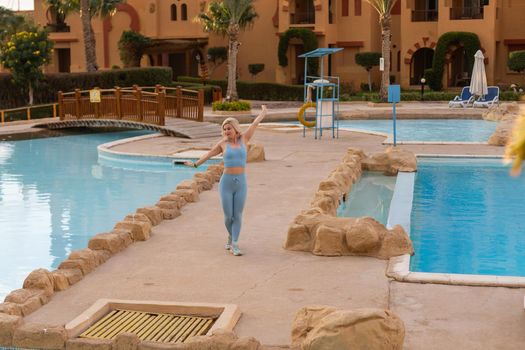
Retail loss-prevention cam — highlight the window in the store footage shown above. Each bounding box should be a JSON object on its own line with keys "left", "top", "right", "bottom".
{"left": 329, "top": 0, "right": 335, "bottom": 23}
{"left": 181, "top": 4, "right": 188, "bottom": 21}
{"left": 342, "top": 0, "right": 349, "bottom": 16}
{"left": 355, "top": 0, "right": 361, "bottom": 16}
{"left": 171, "top": 4, "right": 177, "bottom": 21}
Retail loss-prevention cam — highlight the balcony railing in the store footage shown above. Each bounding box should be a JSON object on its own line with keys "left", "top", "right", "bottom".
{"left": 290, "top": 11, "right": 315, "bottom": 25}
{"left": 450, "top": 6, "right": 484, "bottom": 20}
{"left": 411, "top": 10, "right": 438, "bottom": 22}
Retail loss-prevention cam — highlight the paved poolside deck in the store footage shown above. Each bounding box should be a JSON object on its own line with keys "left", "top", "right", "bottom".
{"left": 18, "top": 124, "right": 525, "bottom": 349}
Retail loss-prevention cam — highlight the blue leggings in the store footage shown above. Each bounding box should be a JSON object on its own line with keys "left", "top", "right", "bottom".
{"left": 219, "top": 173, "right": 247, "bottom": 243}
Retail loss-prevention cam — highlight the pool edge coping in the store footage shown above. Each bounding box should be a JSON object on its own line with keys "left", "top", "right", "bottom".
{"left": 387, "top": 155, "right": 525, "bottom": 288}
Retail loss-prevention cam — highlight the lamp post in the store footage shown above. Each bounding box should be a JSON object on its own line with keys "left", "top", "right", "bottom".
{"left": 420, "top": 77, "right": 426, "bottom": 101}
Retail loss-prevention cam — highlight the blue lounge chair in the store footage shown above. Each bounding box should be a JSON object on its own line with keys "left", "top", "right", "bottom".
{"left": 449, "top": 87, "right": 475, "bottom": 108}
{"left": 473, "top": 86, "right": 500, "bottom": 108}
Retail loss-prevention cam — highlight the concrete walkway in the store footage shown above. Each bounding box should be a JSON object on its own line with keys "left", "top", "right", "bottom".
{"left": 21, "top": 126, "right": 525, "bottom": 348}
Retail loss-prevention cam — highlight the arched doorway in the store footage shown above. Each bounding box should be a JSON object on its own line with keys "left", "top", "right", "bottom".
{"left": 410, "top": 48, "right": 434, "bottom": 85}
{"left": 448, "top": 45, "right": 470, "bottom": 87}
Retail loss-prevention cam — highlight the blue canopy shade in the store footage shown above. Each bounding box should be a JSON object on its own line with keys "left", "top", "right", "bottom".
{"left": 298, "top": 48, "right": 343, "bottom": 58}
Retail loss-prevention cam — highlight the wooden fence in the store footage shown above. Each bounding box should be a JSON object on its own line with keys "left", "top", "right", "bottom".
{"left": 57, "top": 85, "right": 204, "bottom": 126}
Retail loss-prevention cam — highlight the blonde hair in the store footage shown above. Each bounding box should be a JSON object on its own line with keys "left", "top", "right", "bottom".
{"left": 221, "top": 117, "right": 243, "bottom": 137}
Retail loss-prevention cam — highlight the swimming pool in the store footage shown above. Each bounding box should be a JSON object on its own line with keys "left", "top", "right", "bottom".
{"left": 0, "top": 131, "right": 204, "bottom": 300}
{"left": 410, "top": 158, "right": 525, "bottom": 276}
{"left": 337, "top": 172, "right": 396, "bottom": 225}
{"left": 294, "top": 119, "right": 498, "bottom": 142}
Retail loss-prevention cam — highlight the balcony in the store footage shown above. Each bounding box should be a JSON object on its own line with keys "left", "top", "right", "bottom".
{"left": 450, "top": 6, "right": 484, "bottom": 20}
{"left": 290, "top": 11, "right": 315, "bottom": 25}
{"left": 411, "top": 10, "right": 438, "bottom": 22}
{"left": 45, "top": 23, "right": 71, "bottom": 32}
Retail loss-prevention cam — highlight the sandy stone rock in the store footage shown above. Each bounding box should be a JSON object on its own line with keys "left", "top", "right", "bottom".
{"left": 0, "top": 303, "right": 22, "bottom": 316}
{"left": 156, "top": 200, "right": 180, "bottom": 210}
{"left": 362, "top": 148, "right": 417, "bottom": 175}
{"left": 159, "top": 208, "right": 182, "bottom": 220}
{"left": 92, "top": 249, "right": 112, "bottom": 265}
{"left": 114, "top": 221, "right": 152, "bottom": 241}
{"left": 247, "top": 143, "right": 265, "bottom": 162}
{"left": 291, "top": 306, "right": 338, "bottom": 345}
{"left": 194, "top": 171, "right": 215, "bottom": 184}
{"left": 488, "top": 115, "right": 518, "bottom": 146}
{"left": 0, "top": 313, "right": 23, "bottom": 347}
{"left": 176, "top": 179, "right": 199, "bottom": 192}
{"left": 88, "top": 232, "right": 126, "bottom": 254}
{"left": 193, "top": 176, "right": 212, "bottom": 191}
{"left": 55, "top": 268, "right": 83, "bottom": 285}
{"left": 112, "top": 229, "right": 133, "bottom": 249}
{"left": 345, "top": 217, "right": 383, "bottom": 254}
{"left": 160, "top": 194, "right": 186, "bottom": 208}
{"left": 313, "top": 225, "right": 344, "bottom": 256}
{"left": 483, "top": 102, "right": 520, "bottom": 121}
{"left": 125, "top": 213, "right": 153, "bottom": 225}
{"left": 22, "top": 268, "right": 54, "bottom": 295}
{"left": 69, "top": 249, "right": 98, "bottom": 272}
{"left": 13, "top": 323, "right": 67, "bottom": 350}
{"left": 230, "top": 336, "right": 263, "bottom": 350}
{"left": 20, "top": 296, "right": 44, "bottom": 316}
{"left": 58, "top": 259, "right": 91, "bottom": 275}
{"left": 50, "top": 270, "right": 70, "bottom": 291}
{"left": 66, "top": 337, "right": 113, "bottom": 350}
{"left": 137, "top": 206, "right": 164, "bottom": 226}
{"left": 5, "top": 288, "right": 46, "bottom": 305}
{"left": 284, "top": 223, "right": 313, "bottom": 251}
{"left": 113, "top": 332, "right": 140, "bottom": 350}
{"left": 378, "top": 225, "right": 414, "bottom": 259}
{"left": 294, "top": 308, "right": 405, "bottom": 350}
{"left": 185, "top": 329, "right": 242, "bottom": 349}
{"left": 173, "top": 188, "right": 199, "bottom": 203}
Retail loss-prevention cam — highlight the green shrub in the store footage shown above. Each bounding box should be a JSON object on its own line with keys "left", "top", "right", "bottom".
{"left": 212, "top": 100, "right": 251, "bottom": 111}
{"left": 508, "top": 51, "right": 525, "bottom": 73}
{"left": 278, "top": 28, "right": 319, "bottom": 75}
{"left": 248, "top": 63, "right": 265, "bottom": 78}
{"left": 177, "top": 76, "right": 303, "bottom": 101}
{"left": 427, "top": 32, "right": 481, "bottom": 91}
{"left": 167, "top": 81, "right": 220, "bottom": 104}
{"left": 118, "top": 31, "right": 151, "bottom": 68}
{"left": 0, "top": 67, "right": 173, "bottom": 109}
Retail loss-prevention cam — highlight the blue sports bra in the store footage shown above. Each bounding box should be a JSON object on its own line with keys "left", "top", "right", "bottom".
{"left": 223, "top": 141, "right": 247, "bottom": 168}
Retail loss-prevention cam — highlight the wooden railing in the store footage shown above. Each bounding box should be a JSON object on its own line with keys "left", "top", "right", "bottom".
{"left": 161, "top": 86, "right": 204, "bottom": 122}
{"left": 57, "top": 85, "right": 204, "bottom": 126}
{"left": 1, "top": 103, "right": 58, "bottom": 124}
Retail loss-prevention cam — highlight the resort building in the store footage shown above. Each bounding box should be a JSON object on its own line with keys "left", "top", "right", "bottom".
{"left": 26, "top": 0, "right": 525, "bottom": 89}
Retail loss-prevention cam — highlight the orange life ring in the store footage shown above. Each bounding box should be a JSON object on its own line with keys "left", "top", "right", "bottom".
{"left": 297, "top": 102, "right": 316, "bottom": 128}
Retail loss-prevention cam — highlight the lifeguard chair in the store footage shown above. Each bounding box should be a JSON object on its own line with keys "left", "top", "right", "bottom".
{"left": 297, "top": 48, "right": 343, "bottom": 139}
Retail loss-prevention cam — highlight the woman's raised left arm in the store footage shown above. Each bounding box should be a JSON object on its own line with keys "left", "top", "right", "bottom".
{"left": 243, "top": 105, "right": 267, "bottom": 143}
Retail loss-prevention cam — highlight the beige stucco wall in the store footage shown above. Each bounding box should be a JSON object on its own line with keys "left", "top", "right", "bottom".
{"left": 5, "top": 0, "right": 525, "bottom": 91}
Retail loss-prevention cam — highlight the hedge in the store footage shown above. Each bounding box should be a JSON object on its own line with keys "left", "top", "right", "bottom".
{"left": 0, "top": 67, "right": 173, "bottom": 109}
{"left": 177, "top": 76, "right": 304, "bottom": 101}
{"left": 168, "top": 81, "right": 220, "bottom": 104}
{"left": 427, "top": 32, "right": 481, "bottom": 91}
{"left": 342, "top": 90, "right": 525, "bottom": 102}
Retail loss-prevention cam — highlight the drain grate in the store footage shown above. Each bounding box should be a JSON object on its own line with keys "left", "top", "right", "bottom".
{"left": 79, "top": 309, "right": 216, "bottom": 343}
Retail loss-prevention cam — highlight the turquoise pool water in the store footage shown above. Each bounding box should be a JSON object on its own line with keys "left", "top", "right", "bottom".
{"left": 337, "top": 172, "right": 396, "bottom": 224}
{"left": 410, "top": 158, "right": 525, "bottom": 276}
{"left": 298, "top": 119, "right": 497, "bottom": 142}
{"left": 0, "top": 131, "right": 205, "bottom": 300}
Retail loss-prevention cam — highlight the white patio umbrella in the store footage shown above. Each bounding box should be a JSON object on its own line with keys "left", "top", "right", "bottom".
{"left": 469, "top": 50, "right": 488, "bottom": 97}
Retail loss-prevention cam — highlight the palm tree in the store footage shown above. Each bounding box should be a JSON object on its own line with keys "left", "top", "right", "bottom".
{"left": 196, "top": 0, "right": 258, "bottom": 101}
{"left": 364, "top": 0, "right": 397, "bottom": 101}
{"left": 78, "top": 0, "right": 122, "bottom": 72}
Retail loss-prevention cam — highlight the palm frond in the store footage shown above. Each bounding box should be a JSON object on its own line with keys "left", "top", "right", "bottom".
{"left": 364, "top": 0, "right": 397, "bottom": 15}
{"left": 195, "top": 0, "right": 257, "bottom": 35}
